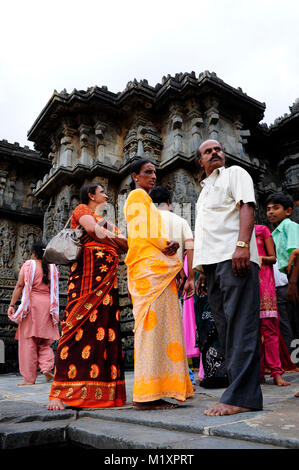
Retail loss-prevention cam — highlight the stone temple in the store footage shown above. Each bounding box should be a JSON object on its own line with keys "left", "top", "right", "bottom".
{"left": 0, "top": 71, "right": 298, "bottom": 372}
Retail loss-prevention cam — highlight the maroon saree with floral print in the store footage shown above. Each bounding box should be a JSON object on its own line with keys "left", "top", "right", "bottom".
{"left": 49, "top": 205, "right": 126, "bottom": 407}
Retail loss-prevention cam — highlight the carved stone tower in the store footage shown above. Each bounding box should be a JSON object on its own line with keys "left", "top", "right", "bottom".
{"left": 1, "top": 71, "right": 297, "bottom": 372}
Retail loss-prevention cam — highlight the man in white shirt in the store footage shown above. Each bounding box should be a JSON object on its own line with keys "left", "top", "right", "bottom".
{"left": 150, "top": 185, "right": 195, "bottom": 298}
{"left": 193, "top": 139, "right": 262, "bottom": 416}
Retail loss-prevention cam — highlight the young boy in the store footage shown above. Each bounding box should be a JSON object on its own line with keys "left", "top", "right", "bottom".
{"left": 266, "top": 192, "right": 299, "bottom": 398}
{"left": 266, "top": 192, "right": 299, "bottom": 339}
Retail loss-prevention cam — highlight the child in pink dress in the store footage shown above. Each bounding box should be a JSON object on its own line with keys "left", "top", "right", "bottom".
{"left": 255, "top": 225, "right": 291, "bottom": 386}
{"left": 7, "top": 242, "right": 60, "bottom": 385}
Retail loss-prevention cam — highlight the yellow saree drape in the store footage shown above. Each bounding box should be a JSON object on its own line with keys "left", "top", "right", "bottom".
{"left": 124, "top": 189, "right": 194, "bottom": 402}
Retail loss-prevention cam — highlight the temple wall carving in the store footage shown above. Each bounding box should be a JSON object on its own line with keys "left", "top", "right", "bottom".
{"left": 1, "top": 71, "right": 299, "bottom": 372}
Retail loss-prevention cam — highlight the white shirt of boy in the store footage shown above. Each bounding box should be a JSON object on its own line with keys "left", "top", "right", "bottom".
{"left": 156, "top": 203, "right": 194, "bottom": 263}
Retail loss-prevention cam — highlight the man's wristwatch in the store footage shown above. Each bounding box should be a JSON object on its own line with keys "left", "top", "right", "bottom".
{"left": 236, "top": 241, "right": 249, "bottom": 248}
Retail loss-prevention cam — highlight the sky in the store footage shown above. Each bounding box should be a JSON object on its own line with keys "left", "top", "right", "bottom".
{"left": 1, "top": 0, "right": 299, "bottom": 149}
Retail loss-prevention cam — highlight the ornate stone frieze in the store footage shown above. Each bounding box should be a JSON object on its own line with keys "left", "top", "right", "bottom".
{"left": 18, "top": 224, "right": 43, "bottom": 266}
{"left": 0, "top": 220, "right": 17, "bottom": 274}
{"left": 123, "top": 119, "right": 162, "bottom": 163}
{"left": 281, "top": 162, "right": 299, "bottom": 192}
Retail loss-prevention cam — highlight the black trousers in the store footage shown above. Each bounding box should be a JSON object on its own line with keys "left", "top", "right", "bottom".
{"left": 203, "top": 260, "right": 263, "bottom": 410}
{"left": 276, "top": 285, "right": 295, "bottom": 354}
{"left": 286, "top": 275, "right": 299, "bottom": 342}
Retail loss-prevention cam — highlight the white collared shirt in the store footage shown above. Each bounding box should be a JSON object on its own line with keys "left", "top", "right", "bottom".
{"left": 273, "top": 261, "right": 288, "bottom": 287}
{"left": 157, "top": 205, "right": 194, "bottom": 263}
{"left": 193, "top": 165, "right": 259, "bottom": 271}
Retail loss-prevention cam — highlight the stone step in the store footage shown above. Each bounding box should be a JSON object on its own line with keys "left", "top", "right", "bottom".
{"left": 67, "top": 416, "right": 283, "bottom": 450}
{"left": 0, "top": 415, "right": 283, "bottom": 450}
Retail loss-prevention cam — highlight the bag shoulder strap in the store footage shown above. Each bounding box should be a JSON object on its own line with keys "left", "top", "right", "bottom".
{"left": 63, "top": 216, "right": 72, "bottom": 229}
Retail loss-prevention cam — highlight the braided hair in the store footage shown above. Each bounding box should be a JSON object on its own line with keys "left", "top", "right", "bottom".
{"left": 32, "top": 241, "right": 49, "bottom": 285}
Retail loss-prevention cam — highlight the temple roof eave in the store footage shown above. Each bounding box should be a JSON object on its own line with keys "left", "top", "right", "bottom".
{"left": 27, "top": 72, "right": 266, "bottom": 152}
{"left": 27, "top": 87, "right": 119, "bottom": 142}
{"left": 155, "top": 72, "right": 265, "bottom": 119}
{"left": 33, "top": 161, "right": 121, "bottom": 199}
{"left": 270, "top": 109, "right": 299, "bottom": 135}
{"left": 0, "top": 140, "right": 50, "bottom": 167}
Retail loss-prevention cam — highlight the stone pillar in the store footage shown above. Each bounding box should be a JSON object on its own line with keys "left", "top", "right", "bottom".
{"left": 6, "top": 173, "right": 17, "bottom": 208}
{"left": 234, "top": 120, "right": 251, "bottom": 155}
{"left": 188, "top": 109, "right": 203, "bottom": 153}
{"left": 136, "top": 131, "right": 144, "bottom": 158}
{"left": 123, "top": 129, "right": 137, "bottom": 163}
{"left": 0, "top": 171, "right": 8, "bottom": 206}
{"left": 48, "top": 137, "right": 58, "bottom": 162}
{"left": 171, "top": 112, "right": 184, "bottom": 154}
{"left": 59, "top": 127, "right": 75, "bottom": 168}
{"left": 95, "top": 122, "right": 107, "bottom": 162}
{"left": 207, "top": 110, "right": 219, "bottom": 141}
{"left": 79, "top": 124, "right": 93, "bottom": 166}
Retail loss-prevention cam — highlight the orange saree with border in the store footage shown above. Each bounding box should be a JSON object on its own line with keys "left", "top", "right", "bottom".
{"left": 124, "top": 189, "right": 193, "bottom": 403}
{"left": 49, "top": 204, "right": 126, "bottom": 408}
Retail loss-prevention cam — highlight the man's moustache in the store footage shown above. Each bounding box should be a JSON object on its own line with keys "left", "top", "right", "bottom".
{"left": 209, "top": 155, "right": 222, "bottom": 161}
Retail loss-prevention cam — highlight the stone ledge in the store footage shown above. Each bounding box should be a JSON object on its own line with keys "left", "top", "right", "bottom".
{"left": 0, "top": 416, "right": 281, "bottom": 450}
{"left": 1, "top": 373, "right": 299, "bottom": 450}
{"left": 0, "top": 400, "right": 76, "bottom": 423}
{"left": 1, "top": 397, "right": 298, "bottom": 449}
{"left": 67, "top": 417, "right": 279, "bottom": 450}
{"left": 0, "top": 420, "right": 71, "bottom": 449}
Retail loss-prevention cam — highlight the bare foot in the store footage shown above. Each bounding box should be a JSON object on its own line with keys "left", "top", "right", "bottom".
{"left": 42, "top": 371, "right": 54, "bottom": 382}
{"left": 47, "top": 398, "right": 65, "bottom": 410}
{"left": 274, "top": 375, "right": 291, "bottom": 386}
{"left": 133, "top": 399, "right": 178, "bottom": 410}
{"left": 204, "top": 402, "right": 251, "bottom": 416}
{"left": 18, "top": 381, "right": 35, "bottom": 386}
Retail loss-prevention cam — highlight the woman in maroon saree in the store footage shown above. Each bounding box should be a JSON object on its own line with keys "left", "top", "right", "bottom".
{"left": 48, "top": 183, "right": 127, "bottom": 409}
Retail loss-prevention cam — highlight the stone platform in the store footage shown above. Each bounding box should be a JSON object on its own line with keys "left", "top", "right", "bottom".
{"left": 1, "top": 371, "right": 299, "bottom": 452}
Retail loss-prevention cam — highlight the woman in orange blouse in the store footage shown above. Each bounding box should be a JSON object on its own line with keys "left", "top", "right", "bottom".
{"left": 48, "top": 183, "right": 127, "bottom": 410}
{"left": 124, "top": 159, "right": 194, "bottom": 410}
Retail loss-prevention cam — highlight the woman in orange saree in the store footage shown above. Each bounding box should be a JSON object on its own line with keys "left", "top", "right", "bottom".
{"left": 48, "top": 183, "right": 127, "bottom": 410}
{"left": 124, "top": 159, "right": 194, "bottom": 410}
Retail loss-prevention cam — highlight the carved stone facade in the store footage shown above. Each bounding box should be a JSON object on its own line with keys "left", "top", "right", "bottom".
{"left": 1, "top": 71, "right": 298, "bottom": 372}
{"left": 0, "top": 140, "right": 50, "bottom": 371}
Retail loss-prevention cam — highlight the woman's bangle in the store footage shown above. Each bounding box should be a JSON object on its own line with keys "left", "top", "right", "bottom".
{"left": 9, "top": 305, "right": 15, "bottom": 307}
